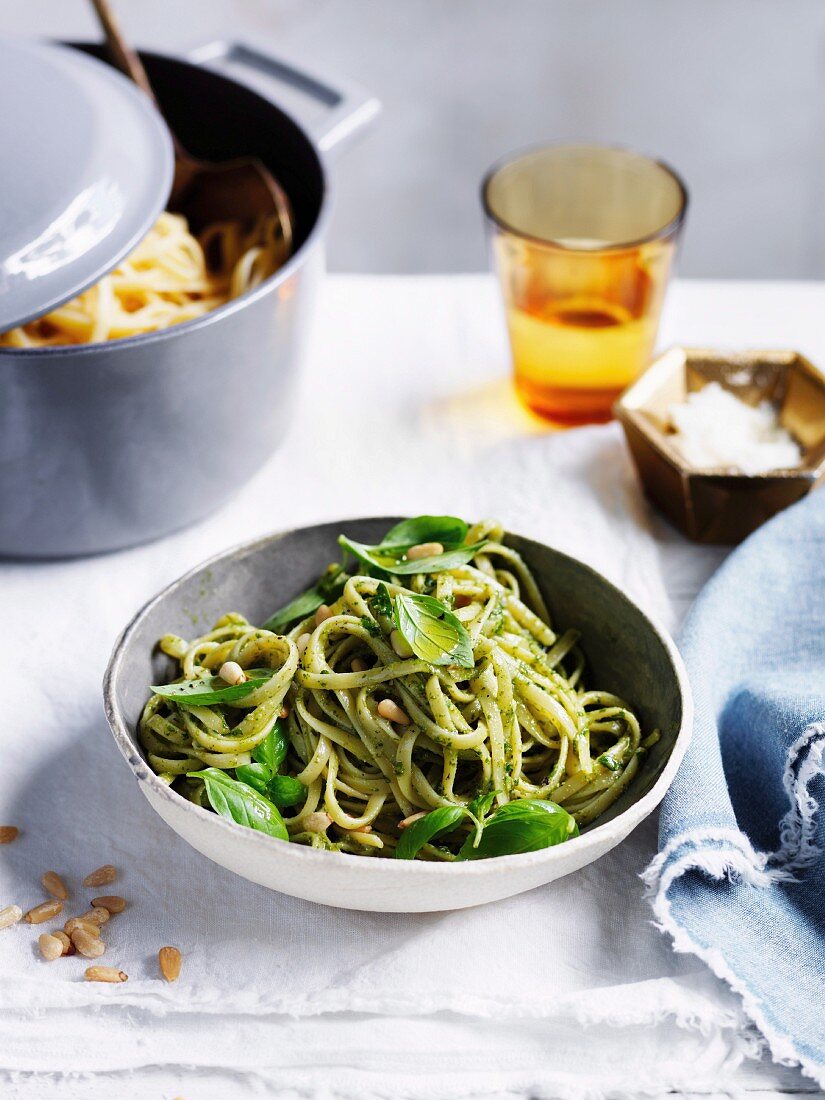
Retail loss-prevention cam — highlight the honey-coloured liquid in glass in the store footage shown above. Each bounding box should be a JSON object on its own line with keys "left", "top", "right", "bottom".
{"left": 483, "top": 146, "right": 687, "bottom": 425}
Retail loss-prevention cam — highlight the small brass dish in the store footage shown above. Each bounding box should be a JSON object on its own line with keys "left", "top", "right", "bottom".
{"left": 614, "top": 347, "right": 825, "bottom": 543}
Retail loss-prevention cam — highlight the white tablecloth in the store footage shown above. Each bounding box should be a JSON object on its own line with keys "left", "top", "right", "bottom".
{"left": 2, "top": 275, "right": 822, "bottom": 1099}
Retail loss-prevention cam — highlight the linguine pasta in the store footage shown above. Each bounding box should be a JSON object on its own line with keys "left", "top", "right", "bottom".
{"left": 0, "top": 211, "right": 288, "bottom": 348}
{"left": 139, "top": 518, "right": 654, "bottom": 860}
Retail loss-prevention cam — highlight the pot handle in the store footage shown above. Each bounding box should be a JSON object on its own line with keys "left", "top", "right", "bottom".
{"left": 184, "top": 40, "right": 380, "bottom": 156}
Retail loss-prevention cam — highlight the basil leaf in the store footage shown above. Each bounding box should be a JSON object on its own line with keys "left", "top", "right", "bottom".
{"left": 372, "top": 583, "right": 394, "bottom": 619}
{"left": 390, "top": 540, "right": 487, "bottom": 574}
{"left": 379, "top": 515, "right": 468, "bottom": 549}
{"left": 187, "top": 768, "right": 288, "bottom": 840}
{"left": 235, "top": 762, "right": 270, "bottom": 794}
{"left": 597, "top": 753, "right": 621, "bottom": 772}
{"left": 393, "top": 591, "right": 474, "bottom": 668}
{"left": 457, "top": 800, "right": 577, "bottom": 860}
{"left": 152, "top": 668, "right": 272, "bottom": 706}
{"left": 337, "top": 536, "right": 398, "bottom": 576}
{"left": 262, "top": 565, "right": 347, "bottom": 633}
{"left": 394, "top": 805, "right": 467, "bottom": 860}
{"left": 251, "top": 718, "right": 289, "bottom": 773}
{"left": 339, "top": 535, "right": 487, "bottom": 576}
{"left": 467, "top": 790, "right": 497, "bottom": 821}
{"left": 266, "top": 775, "right": 306, "bottom": 808}
{"left": 236, "top": 765, "right": 304, "bottom": 807}
{"left": 360, "top": 615, "right": 381, "bottom": 637}
{"left": 464, "top": 789, "right": 498, "bottom": 848}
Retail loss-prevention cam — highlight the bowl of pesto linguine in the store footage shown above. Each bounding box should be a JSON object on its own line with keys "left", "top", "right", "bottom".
{"left": 103, "top": 516, "right": 691, "bottom": 911}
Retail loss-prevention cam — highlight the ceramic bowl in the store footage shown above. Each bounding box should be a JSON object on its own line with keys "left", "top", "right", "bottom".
{"left": 615, "top": 346, "right": 825, "bottom": 544}
{"left": 103, "top": 517, "right": 692, "bottom": 912}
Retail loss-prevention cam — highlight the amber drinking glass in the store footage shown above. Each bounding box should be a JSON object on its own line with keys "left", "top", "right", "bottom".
{"left": 482, "top": 144, "right": 688, "bottom": 425}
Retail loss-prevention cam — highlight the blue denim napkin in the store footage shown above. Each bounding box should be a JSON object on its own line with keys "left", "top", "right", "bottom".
{"left": 644, "top": 488, "right": 825, "bottom": 1085}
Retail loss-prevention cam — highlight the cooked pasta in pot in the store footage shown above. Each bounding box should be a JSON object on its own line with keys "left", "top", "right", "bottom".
{"left": 140, "top": 517, "right": 656, "bottom": 861}
{"left": 0, "top": 211, "right": 288, "bottom": 348}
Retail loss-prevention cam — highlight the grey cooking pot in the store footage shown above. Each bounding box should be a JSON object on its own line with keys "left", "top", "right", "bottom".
{"left": 0, "top": 41, "right": 378, "bottom": 558}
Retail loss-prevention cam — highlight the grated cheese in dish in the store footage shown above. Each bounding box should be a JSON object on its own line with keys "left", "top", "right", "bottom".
{"left": 668, "top": 382, "right": 802, "bottom": 474}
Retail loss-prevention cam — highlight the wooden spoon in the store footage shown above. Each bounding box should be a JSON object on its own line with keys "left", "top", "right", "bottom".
{"left": 90, "top": 0, "right": 293, "bottom": 260}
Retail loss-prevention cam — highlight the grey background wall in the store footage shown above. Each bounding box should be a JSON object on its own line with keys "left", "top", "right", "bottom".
{"left": 6, "top": 0, "right": 823, "bottom": 277}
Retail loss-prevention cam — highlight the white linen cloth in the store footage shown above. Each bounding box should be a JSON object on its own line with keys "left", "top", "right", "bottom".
{"left": 1, "top": 275, "right": 823, "bottom": 1099}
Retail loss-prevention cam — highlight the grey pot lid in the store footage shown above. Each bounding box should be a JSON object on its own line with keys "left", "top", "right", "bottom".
{"left": 0, "top": 38, "right": 173, "bottom": 332}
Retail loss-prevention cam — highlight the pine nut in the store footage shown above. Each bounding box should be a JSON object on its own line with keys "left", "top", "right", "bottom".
{"left": 0, "top": 904, "right": 22, "bottom": 929}
{"left": 159, "top": 946, "right": 182, "bottom": 982}
{"left": 79, "top": 907, "right": 110, "bottom": 926}
{"left": 41, "top": 871, "right": 68, "bottom": 900}
{"left": 0, "top": 826, "right": 19, "bottom": 844}
{"left": 296, "top": 632, "right": 311, "bottom": 655}
{"left": 398, "top": 811, "right": 427, "bottom": 829}
{"left": 83, "top": 865, "right": 117, "bottom": 888}
{"left": 64, "top": 917, "right": 101, "bottom": 938}
{"left": 38, "top": 933, "right": 64, "bottom": 961}
{"left": 24, "top": 900, "right": 63, "bottom": 924}
{"left": 53, "top": 930, "right": 73, "bottom": 955}
{"left": 218, "top": 660, "right": 246, "bottom": 686}
{"left": 351, "top": 657, "right": 368, "bottom": 673}
{"left": 92, "top": 896, "right": 125, "bottom": 914}
{"left": 304, "top": 811, "right": 332, "bottom": 833}
{"left": 85, "top": 966, "right": 127, "bottom": 983}
{"left": 72, "top": 928, "right": 105, "bottom": 958}
{"left": 406, "top": 542, "right": 444, "bottom": 561}
{"left": 314, "top": 604, "right": 333, "bottom": 626}
{"left": 377, "top": 698, "right": 410, "bottom": 725}
{"left": 390, "top": 630, "right": 414, "bottom": 659}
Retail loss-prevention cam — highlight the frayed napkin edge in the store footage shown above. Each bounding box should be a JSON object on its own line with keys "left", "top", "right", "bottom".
{"left": 642, "top": 721, "right": 825, "bottom": 1089}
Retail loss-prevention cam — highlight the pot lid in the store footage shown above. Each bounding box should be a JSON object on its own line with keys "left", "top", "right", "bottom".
{"left": 0, "top": 38, "right": 173, "bottom": 332}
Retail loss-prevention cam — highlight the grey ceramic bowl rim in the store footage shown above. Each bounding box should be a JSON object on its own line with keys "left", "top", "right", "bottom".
{"left": 0, "top": 42, "right": 333, "bottom": 361}
{"left": 102, "top": 517, "right": 694, "bottom": 877}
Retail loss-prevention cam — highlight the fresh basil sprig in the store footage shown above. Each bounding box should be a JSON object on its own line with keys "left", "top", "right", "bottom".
{"left": 465, "top": 789, "right": 497, "bottom": 846}
{"left": 338, "top": 535, "right": 487, "bottom": 576}
{"left": 187, "top": 767, "right": 288, "bottom": 840}
{"left": 395, "top": 805, "right": 467, "bottom": 860}
{"left": 266, "top": 775, "right": 306, "bottom": 808}
{"left": 379, "top": 516, "right": 468, "bottom": 550}
{"left": 393, "top": 795, "right": 577, "bottom": 860}
{"left": 252, "top": 719, "right": 289, "bottom": 772}
{"left": 370, "top": 583, "right": 394, "bottom": 623}
{"left": 457, "top": 800, "right": 578, "bottom": 860}
{"left": 261, "top": 518, "right": 479, "bottom": 638}
{"left": 234, "top": 762, "right": 271, "bottom": 795}
{"left": 262, "top": 564, "right": 348, "bottom": 633}
{"left": 152, "top": 669, "right": 272, "bottom": 706}
{"left": 235, "top": 764, "right": 306, "bottom": 808}
{"left": 237, "top": 718, "right": 306, "bottom": 807}
{"left": 393, "top": 589, "right": 474, "bottom": 668}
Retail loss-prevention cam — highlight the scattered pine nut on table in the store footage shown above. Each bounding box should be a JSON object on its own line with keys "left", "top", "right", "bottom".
{"left": 41, "top": 871, "right": 68, "bottom": 900}
{"left": 82, "top": 865, "right": 117, "bottom": 888}
{"left": 72, "top": 928, "right": 105, "bottom": 958}
{"left": 53, "top": 930, "right": 73, "bottom": 955}
{"left": 159, "top": 946, "right": 182, "bottom": 982}
{"left": 92, "top": 895, "right": 126, "bottom": 913}
{"left": 24, "top": 900, "right": 63, "bottom": 924}
{"left": 0, "top": 905, "right": 22, "bottom": 930}
{"left": 65, "top": 917, "right": 101, "bottom": 938}
{"left": 85, "top": 966, "right": 127, "bottom": 984}
{"left": 38, "top": 933, "right": 63, "bottom": 961}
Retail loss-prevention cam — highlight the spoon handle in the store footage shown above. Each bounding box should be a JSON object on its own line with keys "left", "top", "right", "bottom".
{"left": 89, "top": 0, "right": 159, "bottom": 107}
